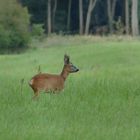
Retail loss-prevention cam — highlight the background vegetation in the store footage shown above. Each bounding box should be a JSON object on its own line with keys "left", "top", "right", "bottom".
{"left": 0, "top": 0, "right": 139, "bottom": 51}
{"left": 0, "top": 0, "right": 30, "bottom": 51}
{"left": 21, "top": 0, "right": 139, "bottom": 35}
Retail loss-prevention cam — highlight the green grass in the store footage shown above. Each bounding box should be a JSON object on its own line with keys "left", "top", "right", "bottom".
{"left": 0, "top": 36, "right": 140, "bottom": 140}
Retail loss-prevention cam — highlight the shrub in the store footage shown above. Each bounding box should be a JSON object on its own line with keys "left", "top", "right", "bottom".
{"left": 31, "top": 24, "right": 45, "bottom": 37}
{"left": 0, "top": 0, "right": 30, "bottom": 51}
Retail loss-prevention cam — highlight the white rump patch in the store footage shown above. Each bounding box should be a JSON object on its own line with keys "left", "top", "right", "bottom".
{"left": 29, "top": 79, "right": 34, "bottom": 85}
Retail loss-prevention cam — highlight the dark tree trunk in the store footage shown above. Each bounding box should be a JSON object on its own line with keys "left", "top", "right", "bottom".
{"left": 107, "top": 0, "right": 117, "bottom": 34}
{"left": 85, "top": 0, "right": 97, "bottom": 35}
{"left": 48, "top": 0, "right": 51, "bottom": 35}
{"left": 125, "top": 0, "right": 129, "bottom": 34}
{"left": 67, "top": 0, "right": 72, "bottom": 32}
{"left": 131, "top": 0, "right": 139, "bottom": 36}
{"left": 52, "top": 0, "right": 57, "bottom": 32}
{"left": 79, "top": 0, "right": 83, "bottom": 35}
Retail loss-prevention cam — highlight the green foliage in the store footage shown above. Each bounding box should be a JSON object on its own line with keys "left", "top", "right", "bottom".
{"left": 114, "top": 17, "right": 125, "bottom": 35}
{"left": 31, "top": 24, "right": 45, "bottom": 37}
{"left": 0, "top": 0, "right": 30, "bottom": 51}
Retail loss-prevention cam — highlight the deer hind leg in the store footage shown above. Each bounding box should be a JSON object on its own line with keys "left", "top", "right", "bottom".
{"left": 32, "top": 88, "right": 40, "bottom": 100}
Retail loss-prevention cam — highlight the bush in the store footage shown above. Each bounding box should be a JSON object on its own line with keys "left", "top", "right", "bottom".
{"left": 0, "top": 0, "right": 30, "bottom": 51}
{"left": 31, "top": 24, "right": 45, "bottom": 37}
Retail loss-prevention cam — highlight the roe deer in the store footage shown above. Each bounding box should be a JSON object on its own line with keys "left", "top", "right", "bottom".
{"left": 29, "top": 55, "right": 79, "bottom": 99}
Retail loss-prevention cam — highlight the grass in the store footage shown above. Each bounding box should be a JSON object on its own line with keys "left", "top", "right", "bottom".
{"left": 0, "top": 36, "right": 140, "bottom": 140}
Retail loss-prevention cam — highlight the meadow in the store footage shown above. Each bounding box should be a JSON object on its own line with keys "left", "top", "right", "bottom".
{"left": 0, "top": 36, "right": 140, "bottom": 140}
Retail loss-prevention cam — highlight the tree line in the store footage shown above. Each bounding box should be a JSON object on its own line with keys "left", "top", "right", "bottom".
{"left": 0, "top": 0, "right": 139, "bottom": 51}
{"left": 21, "top": 0, "right": 140, "bottom": 36}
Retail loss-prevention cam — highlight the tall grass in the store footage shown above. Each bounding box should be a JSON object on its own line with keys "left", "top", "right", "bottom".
{"left": 0, "top": 36, "right": 140, "bottom": 140}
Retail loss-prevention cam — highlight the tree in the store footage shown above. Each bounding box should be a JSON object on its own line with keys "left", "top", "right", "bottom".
{"left": 131, "top": 0, "right": 139, "bottom": 36}
{"left": 67, "top": 0, "right": 72, "bottom": 32}
{"left": 85, "top": 0, "right": 97, "bottom": 35}
{"left": 47, "top": 0, "right": 51, "bottom": 35}
{"left": 125, "top": 0, "right": 130, "bottom": 34}
{"left": 107, "top": 0, "right": 117, "bottom": 34}
{"left": 21, "top": 0, "right": 140, "bottom": 36}
{"left": 79, "top": 0, "right": 83, "bottom": 35}
{"left": 52, "top": 0, "right": 57, "bottom": 32}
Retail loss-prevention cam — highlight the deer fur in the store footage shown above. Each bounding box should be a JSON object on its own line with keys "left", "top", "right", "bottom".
{"left": 29, "top": 55, "right": 79, "bottom": 99}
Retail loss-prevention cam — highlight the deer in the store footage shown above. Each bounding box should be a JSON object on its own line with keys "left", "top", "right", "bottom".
{"left": 29, "top": 54, "right": 79, "bottom": 99}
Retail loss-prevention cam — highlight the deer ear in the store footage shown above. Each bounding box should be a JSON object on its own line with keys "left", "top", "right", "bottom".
{"left": 64, "top": 54, "right": 70, "bottom": 64}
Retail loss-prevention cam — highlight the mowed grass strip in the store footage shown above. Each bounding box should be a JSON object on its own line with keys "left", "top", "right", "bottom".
{"left": 0, "top": 37, "right": 140, "bottom": 140}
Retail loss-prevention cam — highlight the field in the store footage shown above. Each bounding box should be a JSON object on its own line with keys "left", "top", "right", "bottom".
{"left": 0, "top": 36, "right": 140, "bottom": 140}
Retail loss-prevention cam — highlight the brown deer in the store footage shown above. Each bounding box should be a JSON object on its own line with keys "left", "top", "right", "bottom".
{"left": 29, "top": 55, "right": 79, "bottom": 99}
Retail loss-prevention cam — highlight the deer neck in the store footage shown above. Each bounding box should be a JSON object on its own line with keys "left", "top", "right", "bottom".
{"left": 60, "top": 66, "right": 69, "bottom": 81}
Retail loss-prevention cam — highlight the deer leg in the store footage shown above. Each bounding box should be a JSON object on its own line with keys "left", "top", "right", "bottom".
{"left": 32, "top": 91, "right": 39, "bottom": 100}
{"left": 32, "top": 89, "right": 39, "bottom": 100}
